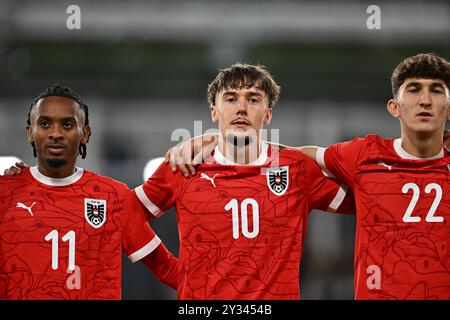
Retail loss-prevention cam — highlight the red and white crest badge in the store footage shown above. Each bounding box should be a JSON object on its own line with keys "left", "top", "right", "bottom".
{"left": 266, "top": 166, "right": 289, "bottom": 196}
{"left": 84, "top": 198, "right": 106, "bottom": 228}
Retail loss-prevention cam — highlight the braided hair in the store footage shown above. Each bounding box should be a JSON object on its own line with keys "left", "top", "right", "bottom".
{"left": 27, "top": 84, "right": 90, "bottom": 159}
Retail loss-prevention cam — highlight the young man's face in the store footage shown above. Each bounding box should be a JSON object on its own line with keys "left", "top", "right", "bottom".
{"left": 210, "top": 86, "right": 272, "bottom": 145}
{"left": 27, "top": 96, "right": 90, "bottom": 170}
{"left": 388, "top": 78, "right": 450, "bottom": 134}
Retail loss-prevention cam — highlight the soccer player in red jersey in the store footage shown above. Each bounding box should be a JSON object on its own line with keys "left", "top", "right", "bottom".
{"left": 0, "top": 84, "right": 178, "bottom": 299}
{"left": 133, "top": 64, "right": 354, "bottom": 300}
{"left": 306, "top": 53, "right": 450, "bottom": 300}
{"left": 168, "top": 54, "right": 450, "bottom": 300}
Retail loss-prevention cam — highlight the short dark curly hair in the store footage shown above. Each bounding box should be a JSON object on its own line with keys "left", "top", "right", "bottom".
{"left": 391, "top": 53, "right": 450, "bottom": 98}
{"left": 207, "top": 63, "right": 281, "bottom": 108}
{"left": 27, "top": 84, "right": 90, "bottom": 159}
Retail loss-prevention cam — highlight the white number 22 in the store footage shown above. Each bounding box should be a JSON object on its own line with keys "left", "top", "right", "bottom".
{"left": 402, "top": 183, "right": 444, "bottom": 223}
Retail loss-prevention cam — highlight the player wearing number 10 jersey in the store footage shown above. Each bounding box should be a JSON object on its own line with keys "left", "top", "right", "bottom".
{"left": 0, "top": 84, "right": 178, "bottom": 299}
{"left": 133, "top": 64, "right": 354, "bottom": 299}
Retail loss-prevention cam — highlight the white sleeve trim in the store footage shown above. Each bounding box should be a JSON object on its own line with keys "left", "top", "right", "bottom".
{"left": 316, "top": 147, "right": 335, "bottom": 178}
{"left": 128, "top": 235, "right": 161, "bottom": 263}
{"left": 135, "top": 185, "right": 161, "bottom": 217}
{"left": 328, "top": 184, "right": 348, "bottom": 211}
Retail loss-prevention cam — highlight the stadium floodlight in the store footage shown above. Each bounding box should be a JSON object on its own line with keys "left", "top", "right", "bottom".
{"left": 0, "top": 156, "right": 23, "bottom": 176}
{"left": 143, "top": 157, "right": 165, "bottom": 181}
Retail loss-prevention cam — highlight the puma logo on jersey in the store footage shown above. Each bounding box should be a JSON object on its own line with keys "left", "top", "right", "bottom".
{"left": 16, "top": 202, "right": 36, "bottom": 216}
{"left": 378, "top": 161, "right": 393, "bottom": 170}
{"left": 200, "top": 173, "right": 219, "bottom": 188}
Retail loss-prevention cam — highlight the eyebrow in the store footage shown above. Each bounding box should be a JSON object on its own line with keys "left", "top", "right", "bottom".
{"left": 37, "top": 115, "right": 77, "bottom": 122}
{"left": 405, "top": 81, "right": 445, "bottom": 88}
{"left": 222, "top": 91, "right": 264, "bottom": 97}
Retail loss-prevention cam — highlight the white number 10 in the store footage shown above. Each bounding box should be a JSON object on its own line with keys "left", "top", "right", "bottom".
{"left": 225, "top": 198, "right": 259, "bottom": 239}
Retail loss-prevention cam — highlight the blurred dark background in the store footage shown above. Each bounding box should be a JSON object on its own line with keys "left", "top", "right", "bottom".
{"left": 0, "top": 0, "right": 449, "bottom": 299}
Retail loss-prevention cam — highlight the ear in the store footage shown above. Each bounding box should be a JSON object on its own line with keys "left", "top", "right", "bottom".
{"left": 387, "top": 99, "right": 400, "bottom": 118}
{"left": 446, "top": 98, "right": 450, "bottom": 120}
{"left": 264, "top": 107, "right": 273, "bottom": 125}
{"left": 81, "top": 125, "right": 91, "bottom": 144}
{"left": 26, "top": 125, "right": 33, "bottom": 143}
{"left": 210, "top": 105, "right": 218, "bottom": 123}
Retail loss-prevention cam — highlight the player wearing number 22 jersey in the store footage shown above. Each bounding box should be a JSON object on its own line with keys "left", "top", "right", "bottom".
{"left": 134, "top": 142, "right": 354, "bottom": 300}
{"left": 317, "top": 134, "right": 450, "bottom": 299}
{"left": 0, "top": 167, "right": 162, "bottom": 299}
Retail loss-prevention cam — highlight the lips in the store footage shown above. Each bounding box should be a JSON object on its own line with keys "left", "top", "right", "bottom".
{"left": 46, "top": 144, "right": 65, "bottom": 155}
{"left": 416, "top": 111, "right": 433, "bottom": 120}
{"left": 417, "top": 112, "right": 432, "bottom": 117}
{"left": 231, "top": 118, "right": 250, "bottom": 127}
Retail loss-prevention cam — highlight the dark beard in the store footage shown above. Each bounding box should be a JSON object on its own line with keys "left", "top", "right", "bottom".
{"left": 46, "top": 158, "right": 68, "bottom": 168}
{"left": 226, "top": 134, "right": 252, "bottom": 146}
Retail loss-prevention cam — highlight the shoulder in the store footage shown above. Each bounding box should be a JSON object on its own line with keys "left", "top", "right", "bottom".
{"left": 275, "top": 147, "right": 322, "bottom": 172}
{"left": 0, "top": 168, "right": 31, "bottom": 186}
{"left": 326, "top": 134, "right": 384, "bottom": 154}
{"left": 277, "top": 147, "right": 313, "bottom": 163}
{"left": 338, "top": 134, "right": 382, "bottom": 146}
{"left": 353, "top": 134, "right": 394, "bottom": 153}
{"left": 363, "top": 134, "right": 390, "bottom": 145}
{"left": 82, "top": 169, "right": 130, "bottom": 193}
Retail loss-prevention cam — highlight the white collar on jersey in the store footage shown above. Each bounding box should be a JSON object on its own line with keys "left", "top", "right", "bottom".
{"left": 30, "top": 166, "right": 84, "bottom": 186}
{"left": 213, "top": 142, "right": 269, "bottom": 166}
{"left": 393, "top": 138, "right": 444, "bottom": 160}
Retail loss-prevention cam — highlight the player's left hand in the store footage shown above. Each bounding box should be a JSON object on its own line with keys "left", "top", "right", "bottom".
{"left": 3, "top": 162, "right": 28, "bottom": 176}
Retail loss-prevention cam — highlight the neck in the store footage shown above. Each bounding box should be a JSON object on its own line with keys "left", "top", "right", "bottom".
{"left": 218, "top": 134, "right": 262, "bottom": 165}
{"left": 400, "top": 128, "right": 444, "bottom": 158}
{"left": 37, "top": 159, "right": 77, "bottom": 178}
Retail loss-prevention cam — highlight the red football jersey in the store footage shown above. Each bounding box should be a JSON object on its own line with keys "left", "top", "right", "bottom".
{"left": 134, "top": 143, "right": 351, "bottom": 299}
{"left": 318, "top": 134, "right": 450, "bottom": 299}
{"left": 0, "top": 167, "right": 161, "bottom": 300}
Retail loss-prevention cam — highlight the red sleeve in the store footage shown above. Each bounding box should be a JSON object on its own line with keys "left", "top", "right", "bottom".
{"left": 132, "top": 162, "right": 178, "bottom": 220}
{"left": 316, "top": 137, "right": 366, "bottom": 189}
{"left": 333, "top": 186, "right": 356, "bottom": 215}
{"left": 303, "top": 156, "right": 352, "bottom": 213}
{"left": 121, "top": 188, "right": 162, "bottom": 263}
{"left": 140, "top": 243, "right": 178, "bottom": 290}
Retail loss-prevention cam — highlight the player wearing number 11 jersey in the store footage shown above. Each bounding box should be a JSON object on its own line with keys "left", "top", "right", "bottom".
{"left": 133, "top": 64, "right": 354, "bottom": 299}
{"left": 0, "top": 167, "right": 164, "bottom": 299}
{"left": 0, "top": 84, "right": 178, "bottom": 299}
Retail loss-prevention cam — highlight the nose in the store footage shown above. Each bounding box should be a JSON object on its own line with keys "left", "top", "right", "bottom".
{"left": 236, "top": 98, "right": 248, "bottom": 114}
{"left": 48, "top": 124, "right": 64, "bottom": 140}
{"left": 419, "top": 89, "right": 432, "bottom": 108}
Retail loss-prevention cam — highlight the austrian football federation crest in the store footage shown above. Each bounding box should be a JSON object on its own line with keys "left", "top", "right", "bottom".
{"left": 84, "top": 198, "right": 106, "bottom": 229}
{"left": 266, "top": 166, "right": 289, "bottom": 196}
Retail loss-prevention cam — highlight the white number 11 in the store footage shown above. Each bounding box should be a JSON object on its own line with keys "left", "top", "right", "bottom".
{"left": 45, "top": 230, "right": 76, "bottom": 271}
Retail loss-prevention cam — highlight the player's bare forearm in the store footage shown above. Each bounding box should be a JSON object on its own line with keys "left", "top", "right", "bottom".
{"left": 141, "top": 243, "right": 178, "bottom": 290}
